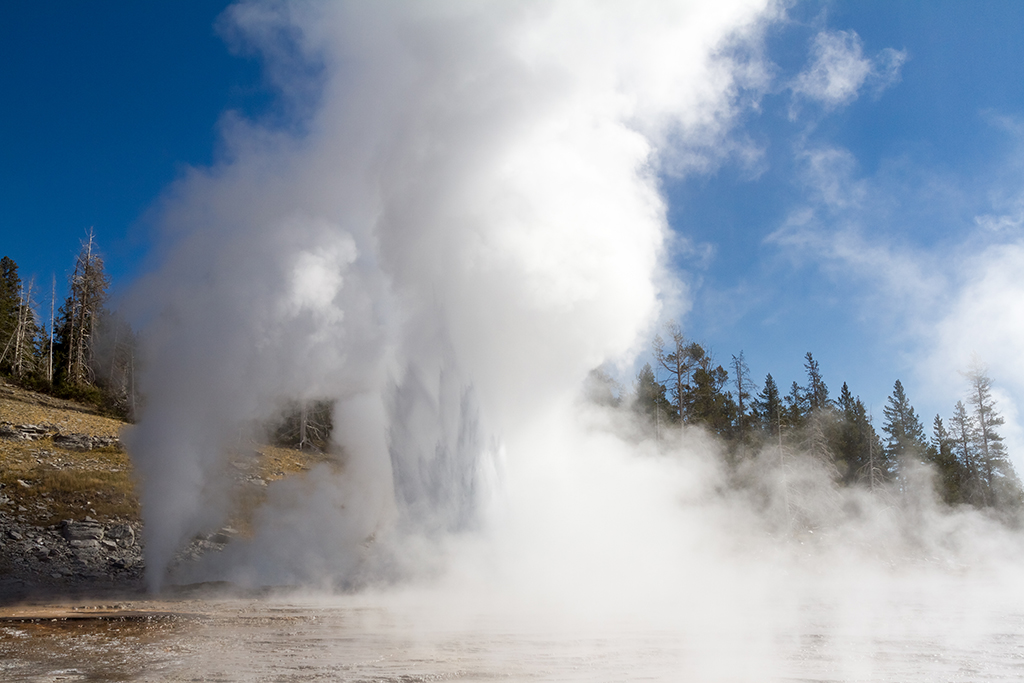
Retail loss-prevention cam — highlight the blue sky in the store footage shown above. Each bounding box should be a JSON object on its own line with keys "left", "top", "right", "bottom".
{"left": 0, "top": 2, "right": 261, "bottom": 287}
{"left": 3, "top": 2, "right": 1024, "bottom": 461}
{"left": 663, "top": 2, "right": 1024, "bottom": 449}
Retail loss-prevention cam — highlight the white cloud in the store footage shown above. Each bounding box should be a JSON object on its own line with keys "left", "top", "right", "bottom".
{"left": 927, "top": 243, "right": 1024, "bottom": 467}
{"left": 764, "top": 126, "right": 1024, "bottom": 471}
{"left": 975, "top": 212, "right": 1024, "bottom": 232}
{"left": 766, "top": 143, "right": 944, "bottom": 317}
{"left": 791, "top": 30, "right": 906, "bottom": 111}
{"left": 766, "top": 211, "right": 945, "bottom": 326}
{"left": 768, "top": 200, "right": 1024, "bottom": 474}
{"left": 870, "top": 47, "right": 908, "bottom": 95}
{"left": 796, "top": 145, "right": 867, "bottom": 209}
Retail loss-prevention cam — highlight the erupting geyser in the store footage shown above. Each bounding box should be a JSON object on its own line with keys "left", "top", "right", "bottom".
{"left": 127, "top": 0, "right": 774, "bottom": 590}
{"left": 124, "top": 10, "right": 1024, "bottom": 678}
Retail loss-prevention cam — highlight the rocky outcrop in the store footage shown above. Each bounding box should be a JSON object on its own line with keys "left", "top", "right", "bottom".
{"left": 0, "top": 423, "right": 121, "bottom": 450}
{"left": 0, "top": 511, "right": 145, "bottom": 599}
{"left": 52, "top": 433, "right": 121, "bottom": 451}
{"left": 0, "top": 509, "right": 245, "bottom": 600}
{"left": 0, "top": 423, "right": 52, "bottom": 440}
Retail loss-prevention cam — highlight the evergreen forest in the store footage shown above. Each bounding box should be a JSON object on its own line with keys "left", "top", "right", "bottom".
{"left": 608, "top": 323, "right": 1021, "bottom": 515}
{"left": 2, "top": 240, "right": 1020, "bottom": 515}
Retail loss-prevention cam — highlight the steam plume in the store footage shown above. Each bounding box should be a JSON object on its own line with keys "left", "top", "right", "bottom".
{"left": 127, "top": 0, "right": 774, "bottom": 589}
{"left": 111, "top": 6, "right": 1024, "bottom": 679}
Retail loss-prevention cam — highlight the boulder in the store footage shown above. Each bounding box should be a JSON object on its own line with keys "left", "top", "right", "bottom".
{"left": 61, "top": 519, "right": 104, "bottom": 542}
{"left": 106, "top": 522, "right": 135, "bottom": 547}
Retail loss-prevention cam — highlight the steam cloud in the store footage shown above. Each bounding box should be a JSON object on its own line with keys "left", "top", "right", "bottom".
{"left": 126, "top": 5, "right": 1024, "bottom": 673}
{"left": 128, "top": 0, "right": 774, "bottom": 588}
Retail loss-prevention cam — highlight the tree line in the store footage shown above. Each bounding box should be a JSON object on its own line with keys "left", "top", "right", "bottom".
{"left": 0, "top": 232, "right": 137, "bottom": 416}
{"left": 4, "top": 238, "right": 1017, "bottom": 493}
{"left": 1, "top": 236, "right": 332, "bottom": 449}
{"left": 619, "top": 323, "right": 1021, "bottom": 513}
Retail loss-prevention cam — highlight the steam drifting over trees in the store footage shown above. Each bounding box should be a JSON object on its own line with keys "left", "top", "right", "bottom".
{"left": 2, "top": 232, "right": 1020, "bottom": 519}
{"left": 623, "top": 328, "right": 1021, "bottom": 516}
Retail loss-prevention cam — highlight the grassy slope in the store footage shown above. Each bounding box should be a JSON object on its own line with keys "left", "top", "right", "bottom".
{"left": 0, "top": 382, "right": 135, "bottom": 526}
{"left": 0, "top": 380, "right": 334, "bottom": 532}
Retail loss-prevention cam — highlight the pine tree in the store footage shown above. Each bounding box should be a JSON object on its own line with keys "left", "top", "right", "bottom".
{"left": 963, "top": 363, "right": 1020, "bottom": 508}
{"left": 833, "top": 382, "right": 886, "bottom": 486}
{"left": 803, "top": 352, "right": 829, "bottom": 412}
{"left": 881, "top": 379, "right": 926, "bottom": 464}
{"left": 0, "top": 260, "right": 42, "bottom": 381}
{"left": 948, "top": 400, "right": 984, "bottom": 505}
{"left": 687, "top": 363, "right": 733, "bottom": 436}
{"left": 928, "top": 414, "right": 965, "bottom": 505}
{"left": 754, "top": 373, "right": 783, "bottom": 437}
{"left": 0, "top": 256, "right": 23, "bottom": 371}
{"left": 785, "top": 380, "right": 807, "bottom": 428}
{"left": 965, "top": 365, "right": 1006, "bottom": 483}
{"left": 633, "top": 362, "right": 672, "bottom": 433}
{"left": 674, "top": 340, "right": 713, "bottom": 423}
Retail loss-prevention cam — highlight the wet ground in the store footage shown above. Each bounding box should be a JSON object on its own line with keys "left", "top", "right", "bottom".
{"left": 3, "top": 587, "right": 1024, "bottom": 682}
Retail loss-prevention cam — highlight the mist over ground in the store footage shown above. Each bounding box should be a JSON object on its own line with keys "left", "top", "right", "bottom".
{"left": 123, "top": 4, "right": 1024, "bottom": 668}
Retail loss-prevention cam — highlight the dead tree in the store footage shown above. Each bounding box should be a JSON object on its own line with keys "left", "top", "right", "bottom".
{"left": 60, "top": 230, "right": 109, "bottom": 388}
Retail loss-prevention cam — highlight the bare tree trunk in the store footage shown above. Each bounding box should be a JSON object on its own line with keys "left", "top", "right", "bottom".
{"left": 299, "top": 403, "right": 309, "bottom": 450}
{"left": 48, "top": 274, "right": 55, "bottom": 383}
{"left": 12, "top": 283, "right": 25, "bottom": 377}
{"left": 64, "top": 228, "right": 107, "bottom": 388}
{"left": 129, "top": 347, "right": 136, "bottom": 419}
{"left": 778, "top": 410, "right": 790, "bottom": 520}
{"left": 868, "top": 436, "right": 878, "bottom": 491}
{"left": 12, "top": 278, "right": 34, "bottom": 378}
{"left": 109, "top": 324, "right": 120, "bottom": 385}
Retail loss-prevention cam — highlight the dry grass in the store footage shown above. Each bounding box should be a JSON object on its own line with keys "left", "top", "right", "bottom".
{"left": 0, "top": 380, "right": 335, "bottom": 530}
{"left": 0, "top": 382, "right": 123, "bottom": 437}
{"left": 0, "top": 437, "right": 138, "bottom": 526}
{"left": 219, "top": 444, "right": 340, "bottom": 536}
{"left": 252, "top": 444, "right": 336, "bottom": 482}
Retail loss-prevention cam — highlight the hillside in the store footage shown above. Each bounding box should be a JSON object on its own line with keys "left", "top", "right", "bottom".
{"left": 0, "top": 380, "right": 331, "bottom": 601}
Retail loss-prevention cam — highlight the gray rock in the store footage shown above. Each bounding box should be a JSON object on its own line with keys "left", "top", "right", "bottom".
{"left": 62, "top": 519, "right": 104, "bottom": 541}
{"left": 106, "top": 522, "right": 135, "bottom": 547}
{"left": 0, "top": 423, "right": 52, "bottom": 440}
{"left": 53, "top": 433, "right": 121, "bottom": 451}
